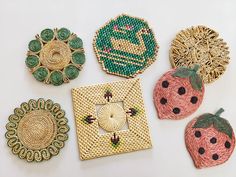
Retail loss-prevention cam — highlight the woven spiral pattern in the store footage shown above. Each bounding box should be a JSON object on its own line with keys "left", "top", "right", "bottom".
{"left": 170, "top": 26, "right": 230, "bottom": 83}
{"left": 98, "top": 103, "right": 126, "bottom": 132}
{"left": 5, "top": 98, "right": 69, "bottom": 162}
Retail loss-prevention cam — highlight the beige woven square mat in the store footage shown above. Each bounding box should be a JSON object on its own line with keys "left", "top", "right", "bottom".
{"left": 72, "top": 78, "right": 152, "bottom": 160}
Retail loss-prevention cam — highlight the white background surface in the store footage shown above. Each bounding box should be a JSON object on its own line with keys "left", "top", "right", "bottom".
{"left": 0, "top": 0, "right": 236, "bottom": 177}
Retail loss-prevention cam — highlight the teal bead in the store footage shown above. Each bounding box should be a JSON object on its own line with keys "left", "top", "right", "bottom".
{"left": 40, "top": 29, "right": 54, "bottom": 42}
{"left": 50, "top": 71, "right": 64, "bottom": 86}
{"left": 28, "top": 40, "right": 42, "bottom": 52}
{"left": 64, "top": 65, "right": 79, "bottom": 80}
{"left": 57, "top": 28, "right": 71, "bottom": 41}
{"left": 25, "top": 55, "right": 39, "bottom": 68}
{"left": 33, "top": 67, "right": 48, "bottom": 82}
{"left": 72, "top": 52, "right": 85, "bottom": 65}
{"left": 69, "top": 37, "right": 83, "bottom": 49}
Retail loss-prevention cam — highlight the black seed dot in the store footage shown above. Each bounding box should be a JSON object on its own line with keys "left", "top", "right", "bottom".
{"left": 173, "top": 107, "right": 180, "bottom": 114}
{"left": 195, "top": 131, "right": 201, "bottom": 138}
{"left": 198, "top": 147, "right": 205, "bottom": 155}
{"left": 225, "top": 141, "right": 231, "bottom": 149}
{"left": 210, "top": 137, "right": 217, "bottom": 144}
{"left": 178, "top": 87, "right": 186, "bottom": 95}
{"left": 212, "top": 153, "right": 219, "bottom": 160}
{"left": 160, "top": 98, "right": 167, "bottom": 105}
{"left": 162, "top": 80, "right": 169, "bottom": 88}
{"left": 191, "top": 96, "right": 198, "bottom": 104}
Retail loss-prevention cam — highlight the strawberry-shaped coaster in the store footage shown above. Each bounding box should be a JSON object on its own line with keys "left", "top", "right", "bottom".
{"left": 185, "top": 108, "right": 235, "bottom": 168}
{"left": 153, "top": 65, "right": 204, "bottom": 120}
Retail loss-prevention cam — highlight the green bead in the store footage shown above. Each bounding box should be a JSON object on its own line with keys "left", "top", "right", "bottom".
{"left": 50, "top": 71, "right": 64, "bottom": 86}
{"left": 33, "top": 67, "right": 48, "bottom": 82}
{"left": 25, "top": 55, "right": 39, "bottom": 68}
{"left": 69, "top": 37, "right": 83, "bottom": 49}
{"left": 28, "top": 40, "right": 42, "bottom": 52}
{"left": 72, "top": 52, "right": 85, "bottom": 65}
{"left": 57, "top": 28, "right": 71, "bottom": 41}
{"left": 40, "top": 28, "right": 54, "bottom": 42}
{"left": 65, "top": 65, "right": 79, "bottom": 80}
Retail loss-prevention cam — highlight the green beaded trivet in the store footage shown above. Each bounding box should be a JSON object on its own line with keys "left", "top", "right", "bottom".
{"left": 25, "top": 28, "right": 85, "bottom": 86}
{"left": 93, "top": 14, "right": 159, "bottom": 78}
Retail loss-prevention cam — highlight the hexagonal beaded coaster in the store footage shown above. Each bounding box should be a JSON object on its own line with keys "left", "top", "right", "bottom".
{"left": 93, "top": 14, "right": 159, "bottom": 78}
{"left": 25, "top": 28, "right": 85, "bottom": 86}
{"left": 5, "top": 98, "right": 70, "bottom": 162}
{"left": 72, "top": 78, "right": 152, "bottom": 160}
{"left": 170, "top": 26, "right": 230, "bottom": 83}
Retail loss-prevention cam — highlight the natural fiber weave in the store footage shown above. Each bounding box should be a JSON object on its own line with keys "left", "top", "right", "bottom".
{"left": 98, "top": 103, "right": 126, "bottom": 132}
{"left": 170, "top": 25, "right": 230, "bottom": 83}
{"left": 5, "top": 98, "right": 69, "bottom": 162}
{"left": 154, "top": 66, "right": 204, "bottom": 120}
{"left": 26, "top": 28, "right": 85, "bottom": 86}
{"left": 93, "top": 14, "right": 159, "bottom": 78}
{"left": 185, "top": 108, "right": 235, "bottom": 168}
{"left": 72, "top": 78, "right": 152, "bottom": 160}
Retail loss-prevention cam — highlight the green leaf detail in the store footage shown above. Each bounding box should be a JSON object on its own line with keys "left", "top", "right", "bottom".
{"left": 193, "top": 113, "right": 214, "bottom": 128}
{"left": 189, "top": 74, "right": 203, "bottom": 91}
{"left": 172, "top": 67, "right": 193, "bottom": 78}
{"left": 213, "top": 117, "right": 233, "bottom": 139}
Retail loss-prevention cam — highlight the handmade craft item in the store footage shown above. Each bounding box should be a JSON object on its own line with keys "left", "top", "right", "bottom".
{"left": 93, "top": 14, "right": 159, "bottom": 78}
{"left": 185, "top": 108, "right": 235, "bottom": 168}
{"left": 72, "top": 78, "right": 152, "bottom": 160}
{"left": 153, "top": 65, "right": 204, "bottom": 120}
{"left": 170, "top": 25, "right": 230, "bottom": 83}
{"left": 5, "top": 98, "right": 69, "bottom": 162}
{"left": 25, "top": 28, "right": 85, "bottom": 86}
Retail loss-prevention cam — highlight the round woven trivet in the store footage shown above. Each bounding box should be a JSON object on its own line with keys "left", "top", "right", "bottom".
{"left": 170, "top": 25, "right": 230, "bottom": 83}
{"left": 5, "top": 98, "right": 69, "bottom": 162}
{"left": 25, "top": 28, "right": 85, "bottom": 86}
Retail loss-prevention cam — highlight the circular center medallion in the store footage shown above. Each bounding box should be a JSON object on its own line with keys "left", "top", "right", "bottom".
{"left": 17, "top": 110, "right": 57, "bottom": 150}
{"left": 98, "top": 103, "right": 126, "bottom": 132}
{"left": 40, "top": 40, "right": 72, "bottom": 70}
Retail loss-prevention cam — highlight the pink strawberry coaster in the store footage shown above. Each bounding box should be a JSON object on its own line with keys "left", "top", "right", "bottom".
{"left": 185, "top": 108, "right": 235, "bottom": 168}
{"left": 153, "top": 65, "right": 204, "bottom": 120}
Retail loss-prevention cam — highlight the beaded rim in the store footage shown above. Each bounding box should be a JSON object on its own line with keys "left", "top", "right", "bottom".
{"left": 170, "top": 25, "right": 230, "bottom": 84}
{"left": 26, "top": 28, "right": 85, "bottom": 86}
{"left": 93, "top": 14, "right": 159, "bottom": 78}
{"left": 5, "top": 98, "right": 70, "bottom": 162}
{"left": 72, "top": 78, "right": 152, "bottom": 160}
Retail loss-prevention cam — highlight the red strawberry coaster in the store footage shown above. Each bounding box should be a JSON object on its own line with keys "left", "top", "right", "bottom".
{"left": 185, "top": 108, "right": 235, "bottom": 168}
{"left": 153, "top": 65, "right": 204, "bottom": 120}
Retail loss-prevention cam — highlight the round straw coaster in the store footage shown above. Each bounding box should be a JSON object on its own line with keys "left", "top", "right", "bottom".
{"left": 93, "top": 14, "right": 159, "bottom": 78}
{"left": 185, "top": 108, "right": 235, "bottom": 168}
{"left": 5, "top": 98, "right": 69, "bottom": 162}
{"left": 170, "top": 26, "right": 230, "bottom": 83}
{"left": 153, "top": 65, "right": 204, "bottom": 120}
{"left": 25, "top": 28, "right": 85, "bottom": 86}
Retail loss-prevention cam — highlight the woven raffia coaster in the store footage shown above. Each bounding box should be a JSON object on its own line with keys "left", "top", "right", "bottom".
{"left": 93, "top": 14, "right": 159, "bottom": 78}
{"left": 25, "top": 28, "right": 85, "bottom": 86}
{"left": 72, "top": 78, "right": 152, "bottom": 160}
{"left": 153, "top": 65, "right": 204, "bottom": 120}
{"left": 170, "top": 25, "right": 230, "bottom": 83}
{"left": 5, "top": 98, "right": 69, "bottom": 162}
{"left": 185, "top": 108, "right": 235, "bottom": 168}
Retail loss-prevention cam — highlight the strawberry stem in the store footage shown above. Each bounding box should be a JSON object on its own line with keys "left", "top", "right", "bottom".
{"left": 192, "top": 64, "right": 200, "bottom": 72}
{"left": 215, "top": 108, "right": 224, "bottom": 117}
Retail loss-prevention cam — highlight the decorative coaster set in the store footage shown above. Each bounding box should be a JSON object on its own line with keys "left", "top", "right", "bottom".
{"left": 5, "top": 14, "right": 234, "bottom": 168}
